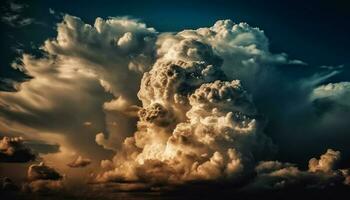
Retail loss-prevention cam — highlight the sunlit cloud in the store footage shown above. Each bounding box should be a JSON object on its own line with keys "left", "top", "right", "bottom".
{"left": 0, "top": 12, "right": 349, "bottom": 198}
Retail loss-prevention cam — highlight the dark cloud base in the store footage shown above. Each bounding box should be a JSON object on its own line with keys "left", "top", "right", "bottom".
{"left": 0, "top": 137, "right": 36, "bottom": 163}
{"left": 1, "top": 187, "right": 350, "bottom": 200}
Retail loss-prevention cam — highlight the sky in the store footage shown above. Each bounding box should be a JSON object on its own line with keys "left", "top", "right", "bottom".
{"left": 1, "top": 0, "right": 350, "bottom": 199}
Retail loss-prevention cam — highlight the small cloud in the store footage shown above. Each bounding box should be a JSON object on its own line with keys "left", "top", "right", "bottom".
{"left": 67, "top": 156, "right": 91, "bottom": 168}
{"left": 1, "top": 14, "right": 20, "bottom": 25}
{"left": 0, "top": 136, "right": 36, "bottom": 163}
{"left": 288, "top": 59, "right": 308, "bottom": 65}
{"left": 9, "top": 2, "right": 26, "bottom": 12}
{"left": 2, "top": 15, "right": 37, "bottom": 27}
{"left": 308, "top": 149, "right": 340, "bottom": 173}
{"left": 320, "top": 64, "right": 344, "bottom": 70}
{"left": 248, "top": 149, "right": 349, "bottom": 190}
{"left": 311, "top": 81, "right": 350, "bottom": 100}
{"left": 0, "top": 78, "right": 21, "bottom": 91}
{"left": 83, "top": 121, "right": 92, "bottom": 126}
{"left": 1, "top": 2, "right": 37, "bottom": 27}
{"left": 49, "top": 8, "right": 55, "bottom": 15}
{"left": 24, "top": 162, "right": 64, "bottom": 192}
{"left": 27, "top": 162, "right": 63, "bottom": 181}
{"left": 18, "top": 17, "right": 35, "bottom": 26}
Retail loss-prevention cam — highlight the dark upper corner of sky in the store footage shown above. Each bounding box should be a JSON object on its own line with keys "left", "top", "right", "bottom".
{"left": 0, "top": 0, "right": 349, "bottom": 82}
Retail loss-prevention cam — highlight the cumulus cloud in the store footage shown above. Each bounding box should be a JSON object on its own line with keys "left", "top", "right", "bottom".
{"left": 67, "top": 156, "right": 91, "bottom": 168}
{"left": 305, "top": 81, "right": 350, "bottom": 153}
{"left": 43, "top": 14, "right": 157, "bottom": 150}
{"left": 0, "top": 136, "right": 36, "bottom": 162}
{"left": 95, "top": 22, "right": 275, "bottom": 186}
{"left": 0, "top": 14, "right": 158, "bottom": 171}
{"left": 308, "top": 149, "right": 341, "bottom": 173}
{"left": 24, "top": 162, "right": 64, "bottom": 192}
{"left": 156, "top": 20, "right": 305, "bottom": 93}
{"left": 27, "top": 162, "right": 63, "bottom": 181}
{"left": 92, "top": 18, "right": 350, "bottom": 191}
{"left": 249, "top": 149, "right": 348, "bottom": 190}
{"left": 154, "top": 19, "right": 350, "bottom": 164}
{"left": 311, "top": 82, "right": 350, "bottom": 106}
{"left": 1, "top": 13, "right": 350, "bottom": 194}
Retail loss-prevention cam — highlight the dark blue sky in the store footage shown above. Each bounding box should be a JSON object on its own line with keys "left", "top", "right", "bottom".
{"left": 1, "top": 0, "right": 349, "bottom": 84}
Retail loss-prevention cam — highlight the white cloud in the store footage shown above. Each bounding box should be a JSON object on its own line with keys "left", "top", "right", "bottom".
{"left": 1, "top": 14, "right": 349, "bottom": 193}
{"left": 156, "top": 20, "right": 305, "bottom": 94}
{"left": 0, "top": 15, "right": 157, "bottom": 175}
{"left": 95, "top": 23, "right": 275, "bottom": 185}
{"left": 311, "top": 82, "right": 350, "bottom": 105}
{"left": 249, "top": 149, "right": 348, "bottom": 190}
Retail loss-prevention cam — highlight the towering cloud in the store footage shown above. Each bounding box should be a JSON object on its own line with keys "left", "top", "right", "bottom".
{"left": 92, "top": 19, "right": 349, "bottom": 191}
{"left": 156, "top": 20, "right": 304, "bottom": 93}
{"left": 0, "top": 14, "right": 349, "bottom": 195}
{"left": 0, "top": 14, "right": 158, "bottom": 166}
{"left": 95, "top": 25, "right": 274, "bottom": 185}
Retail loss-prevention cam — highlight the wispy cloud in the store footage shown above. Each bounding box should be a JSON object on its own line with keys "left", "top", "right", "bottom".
{"left": 320, "top": 64, "right": 344, "bottom": 70}
{"left": 1, "top": 1, "right": 38, "bottom": 27}
{"left": 49, "top": 8, "right": 55, "bottom": 15}
{"left": 9, "top": 2, "right": 26, "bottom": 12}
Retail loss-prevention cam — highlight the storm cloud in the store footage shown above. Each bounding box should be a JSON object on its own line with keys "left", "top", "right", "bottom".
{"left": 0, "top": 136, "right": 36, "bottom": 162}
{"left": 24, "top": 162, "right": 64, "bottom": 192}
{"left": 0, "top": 14, "right": 349, "bottom": 196}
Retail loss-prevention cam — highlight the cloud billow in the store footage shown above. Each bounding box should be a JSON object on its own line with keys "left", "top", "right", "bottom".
{"left": 0, "top": 14, "right": 349, "bottom": 194}
{"left": 23, "top": 162, "right": 64, "bottom": 192}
